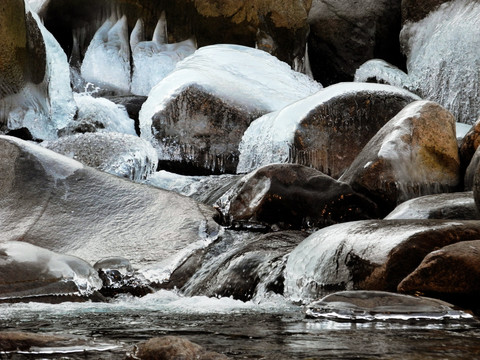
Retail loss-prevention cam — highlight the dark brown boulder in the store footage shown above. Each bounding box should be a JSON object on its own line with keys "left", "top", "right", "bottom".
{"left": 215, "top": 164, "right": 379, "bottom": 231}
{"left": 130, "top": 336, "right": 229, "bottom": 360}
{"left": 238, "top": 82, "right": 420, "bottom": 178}
{"left": 460, "top": 119, "right": 480, "bottom": 189}
{"left": 398, "top": 240, "right": 480, "bottom": 310}
{"left": 340, "top": 100, "right": 460, "bottom": 216}
{"left": 308, "top": 0, "right": 404, "bottom": 85}
{"left": 284, "top": 220, "right": 480, "bottom": 301}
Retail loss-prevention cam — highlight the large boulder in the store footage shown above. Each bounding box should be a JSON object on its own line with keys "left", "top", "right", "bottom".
{"left": 215, "top": 164, "right": 378, "bottom": 231}
{"left": 398, "top": 240, "right": 480, "bottom": 310}
{"left": 0, "top": 135, "right": 220, "bottom": 273}
{"left": 339, "top": 100, "right": 460, "bottom": 216}
{"left": 385, "top": 192, "right": 480, "bottom": 220}
{"left": 284, "top": 220, "right": 480, "bottom": 302}
{"left": 238, "top": 82, "right": 420, "bottom": 178}
{"left": 139, "top": 45, "right": 321, "bottom": 175}
{"left": 43, "top": 132, "right": 158, "bottom": 181}
{"left": 0, "top": 241, "right": 102, "bottom": 302}
{"left": 308, "top": 0, "right": 404, "bottom": 85}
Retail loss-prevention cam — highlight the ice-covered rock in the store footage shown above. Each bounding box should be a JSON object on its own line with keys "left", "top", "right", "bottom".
{"left": 60, "top": 93, "right": 136, "bottom": 136}
{"left": 0, "top": 5, "right": 76, "bottom": 141}
{"left": 238, "top": 82, "right": 420, "bottom": 177}
{"left": 0, "top": 241, "right": 102, "bottom": 301}
{"left": 339, "top": 100, "right": 460, "bottom": 216}
{"left": 284, "top": 220, "right": 480, "bottom": 302}
{"left": 43, "top": 132, "right": 157, "bottom": 181}
{"left": 385, "top": 192, "right": 479, "bottom": 220}
{"left": 140, "top": 44, "right": 321, "bottom": 174}
{"left": 81, "top": 16, "right": 131, "bottom": 94}
{"left": 0, "top": 135, "right": 221, "bottom": 276}
{"left": 215, "top": 164, "right": 378, "bottom": 230}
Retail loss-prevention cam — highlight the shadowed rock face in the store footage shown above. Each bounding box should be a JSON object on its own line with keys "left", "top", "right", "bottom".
{"left": 308, "top": 0, "right": 404, "bottom": 85}
{"left": 41, "top": 0, "right": 311, "bottom": 69}
{"left": 0, "top": 135, "right": 220, "bottom": 268}
{"left": 0, "top": 0, "right": 46, "bottom": 98}
{"left": 401, "top": 0, "right": 451, "bottom": 23}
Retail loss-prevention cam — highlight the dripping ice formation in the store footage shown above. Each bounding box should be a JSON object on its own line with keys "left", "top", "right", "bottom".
{"left": 0, "top": 9, "right": 76, "bottom": 140}
{"left": 237, "top": 82, "right": 419, "bottom": 174}
{"left": 139, "top": 44, "right": 322, "bottom": 148}
{"left": 81, "top": 16, "right": 131, "bottom": 94}
{"left": 355, "top": 0, "right": 480, "bottom": 125}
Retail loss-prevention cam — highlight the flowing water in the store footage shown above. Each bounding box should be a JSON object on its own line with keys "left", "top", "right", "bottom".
{"left": 1, "top": 292, "right": 480, "bottom": 359}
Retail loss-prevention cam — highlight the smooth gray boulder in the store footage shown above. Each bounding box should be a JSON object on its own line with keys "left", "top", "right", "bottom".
{"left": 0, "top": 135, "right": 221, "bottom": 273}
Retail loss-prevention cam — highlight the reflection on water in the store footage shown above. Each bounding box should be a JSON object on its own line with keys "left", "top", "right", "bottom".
{"left": 1, "top": 291, "right": 480, "bottom": 359}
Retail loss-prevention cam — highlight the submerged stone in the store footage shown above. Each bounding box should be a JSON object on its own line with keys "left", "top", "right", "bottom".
{"left": 306, "top": 290, "right": 473, "bottom": 322}
{"left": 340, "top": 100, "right": 460, "bottom": 216}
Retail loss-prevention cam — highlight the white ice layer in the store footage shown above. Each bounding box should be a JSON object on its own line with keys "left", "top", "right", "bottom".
{"left": 400, "top": 0, "right": 480, "bottom": 124}
{"left": 43, "top": 132, "right": 158, "bottom": 181}
{"left": 1, "top": 10, "right": 76, "bottom": 141}
{"left": 0, "top": 241, "right": 102, "bottom": 297}
{"left": 284, "top": 220, "right": 465, "bottom": 302}
{"left": 130, "top": 16, "right": 196, "bottom": 96}
{"left": 237, "top": 82, "right": 420, "bottom": 174}
{"left": 73, "top": 93, "right": 136, "bottom": 136}
{"left": 81, "top": 16, "right": 131, "bottom": 94}
{"left": 354, "top": 59, "right": 409, "bottom": 89}
{"left": 139, "top": 44, "right": 322, "bottom": 144}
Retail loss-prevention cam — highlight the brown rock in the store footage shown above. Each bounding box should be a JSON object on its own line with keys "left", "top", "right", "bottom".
{"left": 340, "top": 100, "right": 460, "bottom": 216}
{"left": 216, "top": 164, "right": 378, "bottom": 230}
{"left": 131, "top": 336, "right": 229, "bottom": 360}
{"left": 401, "top": 0, "right": 450, "bottom": 24}
{"left": 398, "top": 240, "right": 480, "bottom": 306}
{"left": 0, "top": 331, "right": 73, "bottom": 352}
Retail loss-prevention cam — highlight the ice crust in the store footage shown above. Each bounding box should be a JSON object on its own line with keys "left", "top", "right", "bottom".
{"left": 81, "top": 16, "right": 131, "bottom": 94}
{"left": 237, "top": 82, "right": 420, "bottom": 174}
{"left": 139, "top": 44, "right": 322, "bottom": 145}
{"left": 0, "top": 241, "right": 102, "bottom": 297}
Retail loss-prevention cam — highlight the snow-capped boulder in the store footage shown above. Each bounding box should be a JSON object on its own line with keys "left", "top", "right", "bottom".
{"left": 140, "top": 45, "right": 321, "bottom": 174}
{"left": 339, "top": 100, "right": 460, "bottom": 216}
{"left": 238, "top": 82, "right": 420, "bottom": 177}
{"left": 284, "top": 220, "right": 480, "bottom": 302}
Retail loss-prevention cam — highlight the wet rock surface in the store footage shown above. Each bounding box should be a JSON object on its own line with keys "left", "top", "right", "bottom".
{"left": 340, "top": 101, "right": 460, "bottom": 216}
{"left": 216, "top": 164, "right": 378, "bottom": 231}
{"left": 398, "top": 240, "right": 480, "bottom": 310}
{"left": 0, "top": 331, "right": 78, "bottom": 352}
{"left": 284, "top": 220, "right": 480, "bottom": 301}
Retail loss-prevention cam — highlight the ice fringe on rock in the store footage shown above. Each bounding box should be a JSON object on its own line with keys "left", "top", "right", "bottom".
{"left": 81, "top": 16, "right": 131, "bottom": 94}
{"left": 0, "top": 7, "right": 76, "bottom": 140}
